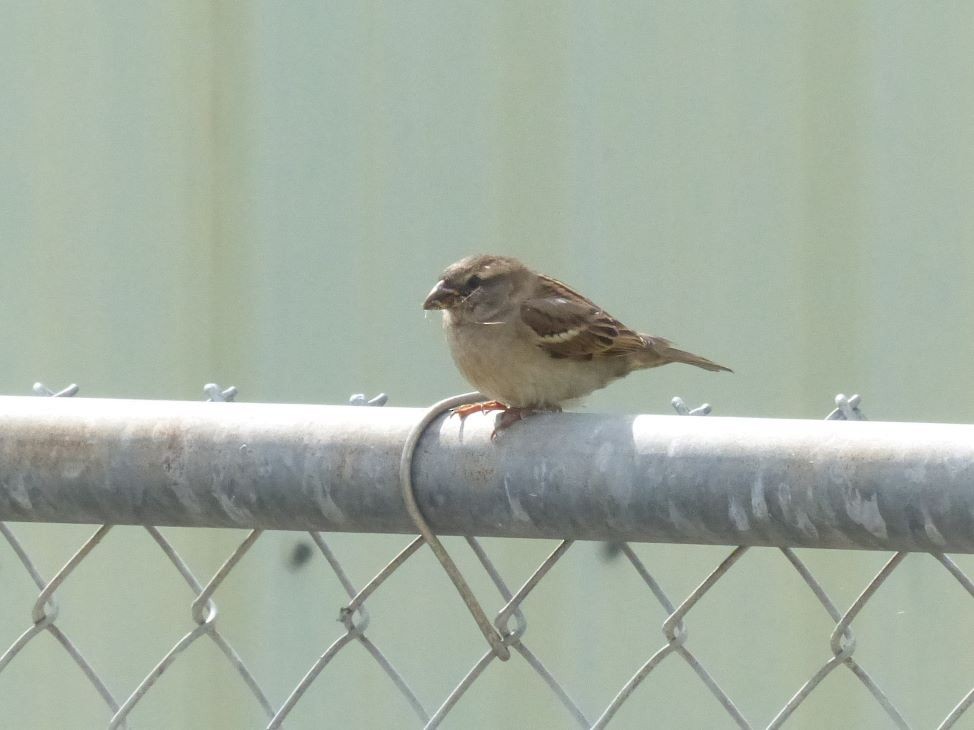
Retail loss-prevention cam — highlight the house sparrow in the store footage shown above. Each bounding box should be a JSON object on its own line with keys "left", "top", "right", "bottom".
{"left": 423, "top": 254, "right": 730, "bottom": 432}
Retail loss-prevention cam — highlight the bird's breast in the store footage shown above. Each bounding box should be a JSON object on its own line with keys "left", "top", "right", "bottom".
{"left": 443, "top": 317, "right": 620, "bottom": 408}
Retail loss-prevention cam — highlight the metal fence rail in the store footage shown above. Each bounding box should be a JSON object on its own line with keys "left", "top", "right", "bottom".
{"left": 2, "top": 395, "right": 973, "bottom": 552}
{"left": 1, "top": 385, "right": 973, "bottom": 728}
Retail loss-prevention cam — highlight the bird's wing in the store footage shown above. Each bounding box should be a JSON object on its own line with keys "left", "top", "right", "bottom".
{"left": 519, "top": 276, "right": 651, "bottom": 359}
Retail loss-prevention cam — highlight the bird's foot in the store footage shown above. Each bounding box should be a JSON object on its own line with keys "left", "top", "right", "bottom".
{"left": 490, "top": 405, "right": 561, "bottom": 440}
{"left": 451, "top": 399, "right": 510, "bottom": 421}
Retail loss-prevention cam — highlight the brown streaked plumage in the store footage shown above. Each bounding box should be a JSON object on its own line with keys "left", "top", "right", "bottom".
{"left": 423, "top": 254, "right": 730, "bottom": 430}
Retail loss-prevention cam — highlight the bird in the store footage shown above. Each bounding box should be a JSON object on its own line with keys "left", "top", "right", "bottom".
{"left": 423, "top": 254, "right": 731, "bottom": 434}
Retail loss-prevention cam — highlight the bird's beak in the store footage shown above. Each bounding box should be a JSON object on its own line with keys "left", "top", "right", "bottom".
{"left": 423, "top": 280, "right": 461, "bottom": 310}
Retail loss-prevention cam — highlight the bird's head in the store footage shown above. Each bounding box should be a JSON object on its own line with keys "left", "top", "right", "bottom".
{"left": 423, "top": 254, "right": 530, "bottom": 323}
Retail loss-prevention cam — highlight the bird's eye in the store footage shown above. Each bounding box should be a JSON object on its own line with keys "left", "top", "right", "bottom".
{"left": 466, "top": 274, "right": 482, "bottom": 289}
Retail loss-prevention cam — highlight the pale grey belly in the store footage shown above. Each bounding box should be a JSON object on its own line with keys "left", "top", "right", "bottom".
{"left": 445, "top": 321, "right": 623, "bottom": 407}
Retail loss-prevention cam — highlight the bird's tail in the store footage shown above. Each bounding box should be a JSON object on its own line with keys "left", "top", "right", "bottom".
{"left": 636, "top": 336, "right": 733, "bottom": 373}
{"left": 662, "top": 345, "right": 732, "bottom": 372}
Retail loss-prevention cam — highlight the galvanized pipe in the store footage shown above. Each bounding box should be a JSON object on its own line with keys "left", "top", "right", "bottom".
{"left": 1, "top": 396, "right": 972, "bottom": 552}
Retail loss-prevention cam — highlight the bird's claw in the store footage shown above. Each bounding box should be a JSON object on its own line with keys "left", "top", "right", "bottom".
{"left": 490, "top": 408, "right": 531, "bottom": 440}
{"left": 450, "top": 401, "right": 561, "bottom": 440}
{"left": 489, "top": 406, "right": 562, "bottom": 440}
{"left": 451, "top": 400, "right": 509, "bottom": 421}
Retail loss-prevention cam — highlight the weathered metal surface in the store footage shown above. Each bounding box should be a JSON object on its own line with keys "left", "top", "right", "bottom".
{"left": 1, "top": 396, "right": 973, "bottom": 551}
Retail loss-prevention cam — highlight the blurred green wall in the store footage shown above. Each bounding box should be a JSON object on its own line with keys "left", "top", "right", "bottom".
{"left": 1, "top": 2, "right": 973, "bottom": 728}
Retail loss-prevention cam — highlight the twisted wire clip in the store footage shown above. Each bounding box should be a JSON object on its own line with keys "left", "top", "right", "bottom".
{"left": 32, "top": 382, "right": 79, "bottom": 398}
{"left": 671, "top": 396, "right": 712, "bottom": 417}
{"left": 825, "top": 393, "right": 867, "bottom": 421}
{"left": 349, "top": 393, "right": 389, "bottom": 406}
{"left": 203, "top": 383, "right": 238, "bottom": 402}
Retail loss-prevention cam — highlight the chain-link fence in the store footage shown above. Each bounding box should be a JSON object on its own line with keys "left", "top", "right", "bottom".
{"left": 2, "top": 383, "right": 974, "bottom": 729}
